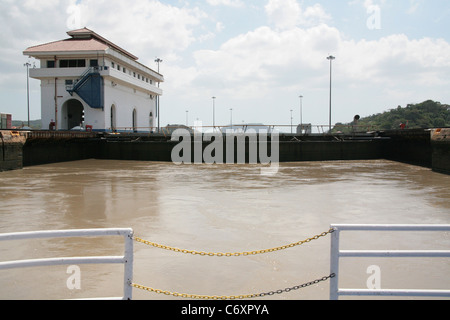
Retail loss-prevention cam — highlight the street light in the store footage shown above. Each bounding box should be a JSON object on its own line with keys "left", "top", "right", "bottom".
{"left": 290, "top": 109, "right": 293, "bottom": 134}
{"left": 327, "top": 55, "right": 335, "bottom": 133}
{"left": 186, "top": 110, "right": 189, "bottom": 126}
{"left": 24, "top": 62, "right": 31, "bottom": 127}
{"left": 155, "top": 58, "right": 163, "bottom": 133}
{"left": 230, "top": 108, "right": 233, "bottom": 130}
{"left": 299, "top": 95, "right": 303, "bottom": 134}
{"left": 212, "top": 97, "right": 216, "bottom": 131}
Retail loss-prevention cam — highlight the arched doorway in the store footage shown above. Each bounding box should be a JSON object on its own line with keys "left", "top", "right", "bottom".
{"left": 64, "top": 99, "right": 84, "bottom": 130}
{"left": 132, "top": 108, "right": 137, "bottom": 133}
{"left": 111, "top": 104, "right": 117, "bottom": 132}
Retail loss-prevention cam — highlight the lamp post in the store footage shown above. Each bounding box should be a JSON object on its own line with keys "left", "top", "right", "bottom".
{"left": 327, "top": 55, "right": 335, "bottom": 133}
{"left": 299, "top": 95, "right": 303, "bottom": 134}
{"left": 155, "top": 57, "right": 163, "bottom": 133}
{"left": 186, "top": 110, "right": 189, "bottom": 126}
{"left": 24, "top": 62, "right": 31, "bottom": 127}
{"left": 290, "top": 109, "right": 293, "bottom": 134}
{"left": 212, "top": 97, "right": 216, "bottom": 131}
{"left": 230, "top": 108, "right": 233, "bottom": 130}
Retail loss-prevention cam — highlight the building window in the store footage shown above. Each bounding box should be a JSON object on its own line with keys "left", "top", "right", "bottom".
{"left": 123, "top": 67, "right": 126, "bottom": 73}
{"left": 111, "top": 62, "right": 115, "bottom": 68}
{"left": 133, "top": 72, "right": 136, "bottom": 77}
{"left": 47, "top": 61, "right": 55, "bottom": 68}
{"left": 65, "top": 80, "right": 74, "bottom": 85}
{"left": 90, "top": 59, "right": 98, "bottom": 67}
{"left": 117, "top": 64, "right": 120, "bottom": 71}
{"left": 60, "top": 59, "right": 86, "bottom": 68}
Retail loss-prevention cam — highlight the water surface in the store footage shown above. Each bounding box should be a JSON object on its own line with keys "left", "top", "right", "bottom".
{"left": 0, "top": 159, "right": 449, "bottom": 300}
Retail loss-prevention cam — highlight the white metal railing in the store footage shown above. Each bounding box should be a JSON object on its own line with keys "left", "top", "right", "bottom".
{"left": 329, "top": 224, "right": 450, "bottom": 300}
{"left": 0, "top": 228, "right": 134, "bottom": 300}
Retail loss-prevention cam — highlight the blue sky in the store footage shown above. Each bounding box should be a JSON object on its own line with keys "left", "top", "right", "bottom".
{"left": 1, "top": 0, "right": 450, "bottom": 129}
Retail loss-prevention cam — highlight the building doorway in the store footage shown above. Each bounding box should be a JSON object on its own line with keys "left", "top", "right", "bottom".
{"left": 64, "top": 99, "right": 84, "bottom": 130}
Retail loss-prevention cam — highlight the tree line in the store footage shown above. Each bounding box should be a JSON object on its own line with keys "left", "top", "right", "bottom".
{"left": 335, "top": 100, "right": 449, "bottom": 132}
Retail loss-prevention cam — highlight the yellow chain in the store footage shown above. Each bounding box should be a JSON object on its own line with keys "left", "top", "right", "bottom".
{"left": 132, "top": 274, "right": 336, "bottom": 300}
{"left": 131, "top": 284, "right": 259, "bottom": 300}
{"left": 134, "top": 228, "right": 334, "bottom": 257}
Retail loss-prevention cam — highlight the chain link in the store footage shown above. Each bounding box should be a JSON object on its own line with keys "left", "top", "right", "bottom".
{"left": 134, "top": 228, "right": 334, "bottom": 257}
{"left": 258, "top": 273, "right": 335, "bottom": 297}
{"left": 132, "top": 274, "right": 335, "bottom": 300}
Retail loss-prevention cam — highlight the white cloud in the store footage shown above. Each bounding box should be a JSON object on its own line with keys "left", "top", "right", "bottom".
{"left": 181, "top": 22, "right": 450, "bottom": 124}
{"left": 265, "top": 0, "right": 331, "bottom": 30}
{"left": 2, "top": 0, "right": 449, "bottom": 125}
{"left": 71, "top": 0, "right": 208, "bottom": 60}
{"left": 265, "top": 0, "right": 302, "bottom": 30}
{"left": 302, "top": 4, "right": 332, "bottom": 25}
{"left": 206, "top": 0, "right": 244, "bottom": 8}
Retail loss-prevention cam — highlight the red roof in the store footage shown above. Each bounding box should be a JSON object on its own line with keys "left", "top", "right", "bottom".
{"left": 24, "top": 28, "right": 138, "bottom": 60}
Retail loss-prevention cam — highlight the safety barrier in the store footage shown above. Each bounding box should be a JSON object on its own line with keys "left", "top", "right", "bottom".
{"left": 27, "top": 130, "right": 98, "bottom": 140}
{"left": 2, "top": 225, "right": 449, "bottom": 300}
{"left": 108, "top": 124, "right": 380, "bottom": 135}
{"left": 0, "top": 228, "right": 134, "bottom": 300}
{"left": 329, "top": 224, "right": 450, "bottom": 300}
{"left": 132, "top": 229, "right": 335, "bottom": 300}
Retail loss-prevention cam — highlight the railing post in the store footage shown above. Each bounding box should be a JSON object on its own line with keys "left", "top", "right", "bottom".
{"left": 123, "top": 230, "right": 134, "bottom": 300}
{"left": 329, "top": 226, "right": 340, "bottom": 300}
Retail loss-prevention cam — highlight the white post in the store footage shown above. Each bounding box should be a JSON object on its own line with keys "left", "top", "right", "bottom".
{"left": 123, "top": 230, "right": 134, "bottom": 300}
{"left": 329, "top": 226, "right": 340, "bottom": 300}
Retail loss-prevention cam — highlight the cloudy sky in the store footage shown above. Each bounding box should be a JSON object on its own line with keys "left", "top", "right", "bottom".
{"left": 2, "top": 0, "right": 450, "bottom": 128}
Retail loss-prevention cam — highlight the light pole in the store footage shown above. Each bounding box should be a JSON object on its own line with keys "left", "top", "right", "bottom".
{"left": 212, "top": 97, "right": 216, "bottom": 131}
{"left": 186, "top": 110, "right": 189, "bottom": 126}
{"left": 299, "top": 95, "right": 303, "bottom": 134}
{"left": 230, "top": 108, "right": 233, "bottom": 130}
{"left": 327, "top": 55, "right": 335, "bottom": 133}
{"left": 24, "top": 62, "right": 31, "bottom": 127}
{"left": 290, "top": 109, "right": 293, "bottom": 134}
{"left": 155, "top": 57, "right": 163, "bottom": 133}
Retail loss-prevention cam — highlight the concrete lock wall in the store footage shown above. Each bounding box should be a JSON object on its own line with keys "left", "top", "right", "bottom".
{"left": 431, "top": 128, "right": 450, "bottom": 175}
{"left": 22, "top": 137, "right": 100, "bottom": 167}
{"left": 0, "top": 131, "right": 27, "bottom": 172}
{"left": 3, "top": 129, "right": 447, "bottom": 175}
{"left": 381, "top": 129, "right": 433, "bottom": 168}
{"left": 99, "top": 137, "right": 384, "bottom": 163}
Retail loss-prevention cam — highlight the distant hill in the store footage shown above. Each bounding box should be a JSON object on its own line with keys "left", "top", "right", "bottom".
{"left": 335, "top": 100, "right": 450, "bottom": 132}
{"left": 12, "top": 119, "right": 42, "bottom": 129}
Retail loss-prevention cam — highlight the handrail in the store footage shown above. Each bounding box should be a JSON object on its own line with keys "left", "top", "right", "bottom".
{"left": 329, "top": 224, "right": 450, "bottom": 300}
{"left": 108, "top": 123, "right": 381, "bottom": 134}
{"left": 0, "top": 228, "right": 134, "bottom": 300}
{"left": 66, "top": 67, "right": 104, "bottom": 93}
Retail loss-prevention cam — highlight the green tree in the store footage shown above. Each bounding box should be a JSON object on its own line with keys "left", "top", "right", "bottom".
{"left": 336, "top": 100, "right": 449, "bottom": 132}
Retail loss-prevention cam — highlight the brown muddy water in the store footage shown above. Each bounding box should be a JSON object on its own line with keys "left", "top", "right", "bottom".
{"left": 0, "top": 159, "right": 449, "bottom": 300}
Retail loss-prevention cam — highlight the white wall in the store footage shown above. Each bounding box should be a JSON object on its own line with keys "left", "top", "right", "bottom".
{"left": 36, "top": 57, "right": 160, "bottom": 132}
{"left": 104, "top": 80, "right": 156, "bottom": 132}
{"left": 41, "top": 78, "right": 105, "bottom": 130}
